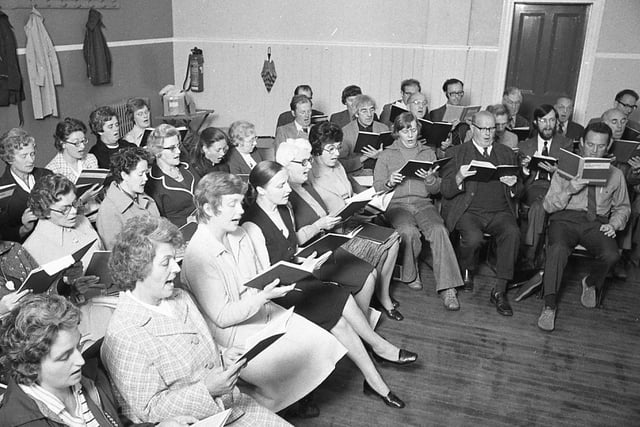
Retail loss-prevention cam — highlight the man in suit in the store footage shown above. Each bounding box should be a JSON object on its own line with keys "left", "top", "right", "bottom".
{"left": 274, "top": 94, "right": 312, "bottom": 151}
{"left": 537, "top": 122, "right": 630, "bottom": 331}
{"left": 612, "top": 89, "right": 640, "bottom": 140}
{"left": 554, "top": 96, "right": 584, "bottom": 142}
{"left": 503, "top": 86, "right": 530, "bottom": 129}
{"left": 486, "top": 104, "right": 518, "bottom": 149}
{"left": 379, "top": 78, "right": 421, "bottom": 127}
{"left": 329, "top": 85, "right": 362, "bottom": 129}
{"left": 601, "top": 108, "right": 629, "bottom": 141}
{"left": 275, "top": 85, "right": 325, "bottom": 129}
{"left": 430, "top": 78, "right": 469, "bottom": 148}
{"left": 339, "top": 94, "right": 389, "bottom": 175}
{"left": 441, "top": 111, "right": 522, "bottom": 316}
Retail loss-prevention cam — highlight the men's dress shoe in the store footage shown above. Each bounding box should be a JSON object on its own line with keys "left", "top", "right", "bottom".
{"left": 580, "top": 276, "right": 596, "bottom": 308}
{"left": 514, "top": 271, "right": 544, "bottom": 302}
{"left": 490, "top": 289, "right": 513, "bottom": 316}
{"left": 441, "top": 288, "right": 460, "bottom": 311}
{"left": 372, "top": 349, "right": 418, "bottom": 365}
{"left": 462, "top": 270, "right": 474, "bottom": 292}
{"left": 537, "top": 306, "right": 556, "bottom": 332}
{"left": 382, "top": 307, "right": 404, "bottom": 321}
{"left": 612, "top": 261, "right": 628, "bottom": 280}
{"left": 363, "top": 380, "right": 405, "bottom": 409}
{"left": 406, "top": 278, "right": 423, "bottom": 290}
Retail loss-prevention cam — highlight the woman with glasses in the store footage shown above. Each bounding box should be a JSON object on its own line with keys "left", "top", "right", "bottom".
{"left": 373, "top": 112, "right": 463, "bottom": 311}
{"left": 145, "top": 124, "right": 200, "bottom": 227}
{"left": 123, "top": 98, "right": 151, "bottom": 146}
{"left": 23, "top": 174, "right": 104, "bottom": 297}
{"left": 226, "top": 121, "right": 264, "bottom": 176}
{"left": 191, "top": 127, "right": 230, "bottom": 176}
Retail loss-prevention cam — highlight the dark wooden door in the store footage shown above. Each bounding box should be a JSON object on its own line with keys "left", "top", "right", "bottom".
{"left": 506, "top": 3, "right": 588, "bottom": 120}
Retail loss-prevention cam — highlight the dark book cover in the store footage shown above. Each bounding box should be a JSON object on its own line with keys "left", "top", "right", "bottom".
{"left": 397, "top": 157, "right": 451, "bottom": 178}
{"left": 389, "top": 103, "right": 409, "bottom": 124}
{"left": 354, "top": 131, "right": 393, "bottom": 153}
{"left": 418, "top": 118, "right": 451, "bottom": 147}
{"left": 356, "top": 222, "right": 395, "bottom": 244}
{"left": 243, "top": 261, "right": 312, "bottom": 290}
{"left": 528, "top": 154, "right": 558, "bottom": 171}
{"left": 612, "top": 139, "right": 640, "bottom": 163}
{"left": 511, "top": 127, "right": 531, "bottom": 141}
{"left": 331, "top": 199, "right": 371, "bottom": 221}
{"left": 296, "top": 233, "right": 351, "bottom": 258}
{"left": 85, "top": 251, "right": 112, "bottom": 285}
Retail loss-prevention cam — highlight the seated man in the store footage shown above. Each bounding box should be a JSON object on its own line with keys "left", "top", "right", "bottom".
{"left": 503, "top": 86, "right": 530, "bottom": 129}
{"left": 329, "top": 85, "right": 379, "bottom": 129}
{"left": 275, "top": 84, "right": 325, "bottom": 128}
{"left": 518, "top": 105, "right": 572, "bottom": 275}
{"left": 441, "top": 111, "right": 522, "bottom": 316}
{"left": 379, "top": 78, "right": 421, "bottom": 127}
{"left": 589, "top": 89, "right": 640, "bottom": 141}
{"left": 340, "top": 94, "right": 389, "bottom": 176}
{"left": 430, "top": 78, "right": 469, "bottom": 147}
{"left": 601, "top": 108, "right": 629, "bottom": 141}
{"left": 486, "top": 104, "right": 518, "bottom": 149}
{"left": 554, "top": 95, "right": 584, "bottom": 142}
{"left": 274, "top": 94, "right": 312, "bottom": 151}
{"left": 538, "top": 122, "right": 630, "bottom": 331}
{"left": 88, "top": 106, "right": 136, "bottom": 169}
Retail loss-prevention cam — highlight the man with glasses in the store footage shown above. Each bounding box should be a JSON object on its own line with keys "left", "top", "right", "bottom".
{"left": 613, "top": 89, "right": 640, "bottom": 140}
{"left": 441, "top": 111, "right": 522, "bottom": 316}
{"left": 430, "top": 78, "right": 471, "bottom": 148}
{"left": 537, "top": 122, "right": 630, "bottom": 331}
{"left": 379, "top": 78, "right": 421, "bottom": 127}
{"left": 275, "top": 85, "right": 325, "bottom": 128}
{"left": 274, "top": 94, "right": 314, "bottom": 150}
{"left": 502, "top": 87, "right": 530, "bottom": 129}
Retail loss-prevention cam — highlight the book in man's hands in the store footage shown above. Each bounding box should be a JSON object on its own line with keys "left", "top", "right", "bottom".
{"left": 557, "top": 148, "right": 612, "bottom": 186}
{"left": 239, "top": 307, "right": 292, "bottom": 364}
{"left": 140, "top": 126, "right": 188, "bottom": 147}
{"left": 528, "top": 153, "right": 558, "bottom": 171}
{"left": 18, "top": 240, "right": 96, "bottom": 293}
{"left": 417, "top": 118, "right": 451, "bottom": 147}
{"left": 397, "top": 157, "right": 451, "bottom": 178}
{"left": 467, "top": 160, "right": 519, "bottom": 182}
{"left": 0, "top": 183, "right": 16, "bottom": 202}
{"left": 441, "top": 105, "right": 481, "bottom": 123}
{"left": 354, "top": 131, "right": 394, "bottom": 153}
{"left": 243, "top": 260, "right": 315, "bottom": 290}
{"left": 612, "top": 139, "right": 640, "bottom": 163}
{"left": 75, "top": 169, "right": 110, "bottom": 196}
{"left": 389, "top": 103, "right": 409, "bottom": 124}
{"left": 622, "top": 125, "right": 640, "bottom": 142}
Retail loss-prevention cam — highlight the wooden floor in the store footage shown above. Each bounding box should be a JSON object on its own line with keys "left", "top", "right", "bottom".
{"left": 291, "top": 258, "right": 640, "bottom": 427}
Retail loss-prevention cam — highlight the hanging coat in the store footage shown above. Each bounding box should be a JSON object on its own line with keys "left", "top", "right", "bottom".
{"left": 0, "top": 12, "right": 25, "bottom": 111}
{"left": 83, "top": 8, "right": 111, "bottom": 86}
{"left": 24, "top": 8, "right": 62, "bottom": 119}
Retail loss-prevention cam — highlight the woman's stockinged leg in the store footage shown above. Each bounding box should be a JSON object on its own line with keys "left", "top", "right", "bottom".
{"left": 353, "top": 270, "right": 376, "bottom": 314}
{"left": 376, "top": 241, "right": 400, "bottom": 310}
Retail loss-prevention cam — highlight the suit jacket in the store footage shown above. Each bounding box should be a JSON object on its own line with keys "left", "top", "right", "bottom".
{"left": 340, "top": 120, "right": 389, "bottom": 173}
{"left": 274, "top": 121, "right": 309, "bottom": 151}
{"left": 429, "top": 104, "right": 447, "bottom": 122}
{"left": 0, "top": 166, "right": 52, "bottom": 242}
{"left": 380, "top": 100, "right": 405, "bottom": 127}
{"left": 226, "top": 146, "right": 263, "bottom": 175}
{"left": 440, "top": 141, "right": 522, "bottom": 231}
{"left": 276, "top": 108, "right": 323, "bottom": 128}
{"left": 329, "top": 109, "right": 352, "bottom": 129}
{"left": 562, "top": 120, "right": 584, "bottom": 141}
{"left": 519, "top": 134, "right": 573, "bottom": 189}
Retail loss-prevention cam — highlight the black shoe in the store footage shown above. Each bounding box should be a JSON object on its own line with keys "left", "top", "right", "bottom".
{"left": 490, "top": 289, "right": 513, "bottom": 316}
{"left": 612, "top": 260, "right": 628, "bottom": 280}
{"left": 382, "top": 307, "right": 404, "bottom": 321}
{"left": 363, "top": 380, "right": 405, "bottom": 409}
{"left": 372, "top": 349, "right": 418, "bottom": 365}
{"left": 462, "top": 270, "right": 474, "bottom": 292}
{"left": 514, "top": 271, "right": 543, "bottom": 302}
{"left": 391, "top": 297, "right": 400, "bottom": 308}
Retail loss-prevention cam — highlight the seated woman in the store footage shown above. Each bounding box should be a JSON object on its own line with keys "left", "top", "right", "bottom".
{"left": 226, "top": 120, "right": 264, "bottom": 175}
{"left": 190, "top": 126, "right": 230, "bottom": 176}
{"left": 23, "top": 174, "right": 103, "bottom": 297}
{"left": 97, "top": 146, "right": 159, "bottom": 250}
{"left": 102, "top": 215, "right": 290, "bottom": 425}
{"left": 0, "top": 128, "right": 52, "bottom": 243}
{"left": 0, "top": 239, "right": 36, "bottom": 317}
{"left": 374, "top": 112, "right": 463, "bottom": 310}
{"left": 278, "top": 122, "right": 404, "bottom": 320}
{"left": 123, "top": 98, "right": 151, "bottom": 146}
{"left": 0, "top": 293, "right": 197, "bottom": 426}
{"left": 88, "top": 106, "right": 136, "bottom": 169}
{"left": 145, "top": 124, "right": 200, "bottom": 227}
{"left": 240, "top": 165, "right": 416, "bottom": 408}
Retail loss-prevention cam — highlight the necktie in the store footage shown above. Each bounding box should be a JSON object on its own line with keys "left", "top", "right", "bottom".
{"left": 303, "top": 127, "right": 309, "bottom": 134}
{"left": 539, "top": 141, "right": 549, "bottom": 181}
{"left": 558, "top": 122, "right": 565, "bottom": 135}
{"left": 483, "top": 147, "right": 489, "bottom": 159}
{"left": 587, "top": 186, "right": 597, "bottom": 221}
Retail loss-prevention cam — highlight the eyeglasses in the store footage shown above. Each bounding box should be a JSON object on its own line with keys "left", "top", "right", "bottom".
{"left": 162, "top": 143, "right": 183, "bottom": 152}
{"left": 473, "top": 124, "right": 496, "bottom": 133}
{"left": 399, "top": 127, "right": 419, "bottom": 135}
{"left": 447, "top": 91, "right": 465, "bottom": 97}
{"left": 616, "top": 99, "right": 638, "bottom": 110}
{"left": 323, "top": 144, "right": 342, "bottom": 153}
{"left": 411, "top": 100, "right": 428, "bottom": 107}
{"left": 65, "top": 138, "right": 88, "bottom": 147}
{"left": 291, "top": 158, "right": 313, "bottom": 167}
{"left": 50, "top": 199, "right": 81, "bottom": 216}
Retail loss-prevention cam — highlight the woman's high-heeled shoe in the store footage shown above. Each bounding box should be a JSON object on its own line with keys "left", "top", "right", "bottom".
{"left": 363, "top": 380, "right": 405, "bottom": 408}
{"left": 391, "top": 297, "right": 399, "bottom": 308}
{"left": 371, "top": 349, "right": 418, "bottom": 365}
{"left": 381, "top": 307, "right": 404, "bottom": 321}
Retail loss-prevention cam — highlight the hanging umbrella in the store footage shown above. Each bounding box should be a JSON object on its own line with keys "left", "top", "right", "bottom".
{"left": 261, "top": 47, "right": 277, "bottom": 93}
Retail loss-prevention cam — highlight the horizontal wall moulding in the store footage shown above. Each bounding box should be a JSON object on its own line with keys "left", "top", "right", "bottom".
{"left": 16, "top": 37, "right": 173, "bottom": 55}
{"left": 594, "top": 52, "right": 640, "bottom": 60}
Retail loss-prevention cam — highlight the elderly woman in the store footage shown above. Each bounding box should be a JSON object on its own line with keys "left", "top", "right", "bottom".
{"left": 0, "top": 294, "right": 197, "bottom": 426}
{"left": 123, "top": 98, "right": 151, "bottom": 146}
{"left": 96, "top": 146, "right": 159, "bottom": 249}
{"left": 145, "top": 124, "right": 200, "bottom": 227}
{"left": 23, "top": 174, "right": 103, "bottom": 296}
{"left": 241, "top": 164, "right": 416, "bottom": 408}
{"left": 339, "top": 94, "right": 389, "bottom": 176}
{"left": 88, "top": 106, "right": 136, "bottom": 169}
{"left": 226, "top": 120, "right": 264, "bottom": 175}
{"left": 0, "top": 128, "right": 52, "bottom": 242}
{"left": 190, "top": 126, "right": 230, "bottom": 176}
{"left": 374, "top": 112, "right": 463, "bottom": 311}
{"left": 102, "top": 215, "right": 290, "bottom": 425}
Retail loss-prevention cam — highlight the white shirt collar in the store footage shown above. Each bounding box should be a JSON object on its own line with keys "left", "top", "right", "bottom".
{"left": 471, "top": 140, "right": 492, "bottom": 156}
{"left": 537, "top": 134, "right": 551, "bottom": 154}
{"left": 10, "top": 170, "right": 35, "bottom": 192}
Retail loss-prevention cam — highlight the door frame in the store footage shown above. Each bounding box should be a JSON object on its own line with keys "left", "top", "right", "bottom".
{"left": 494, "top": 0, "right": 605, "bottom": 124}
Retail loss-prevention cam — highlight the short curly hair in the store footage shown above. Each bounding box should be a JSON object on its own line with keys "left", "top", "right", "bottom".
{"left": 89, "top": 106, "right": 118, "bottom": 137}
{"left": 309, "top": 121, "right": 343, "bottom": 156}
{"left": 194, "top": 172, "right": 246, "bottom": 223}
{"left": 125, "top": 98, "right": 149, "bottom": 124}
{"left": 228, "top": 121, "right": 256, "bottom": 147}
{"left": 0, "top": 294, "right": 80, "bottom": 386}
{"left": 28, "top": 174, "right": 76, "bottom": 219}
{"left": 0, "top": 128, "right": 36, "bottom": 165}
{"left": 110, "top": 146, "right": 152, "bottom": 183}
{"left": 109, "top": 216, "right": 184, "bottom": 291}
{"left": 145, "top": 124, "right": 181, "bottom": 159}
{"left": 53, "top": 118, "right": 87, "bottom": 152}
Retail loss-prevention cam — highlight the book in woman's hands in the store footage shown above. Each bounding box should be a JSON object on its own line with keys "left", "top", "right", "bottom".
{"left": 467, "top": 160, "right": 519, "bottom": 182}
{"left": 397, "top": 157, "right": 451, "bottom": 178}
{"left": 296, "top": 233, "right": 352, "bottom": 258}
{"left": 75, "top": 169, "right": 110, "bottom": 196}
{"left": 239, "top": 307, "right": 292, "bottom": 363}
{"left": 191, "top": 409, "right": 232, "bottom": 427}
{"left": 243, "top": 261, "right": 314, "bottom": 290}
{"left": 84, "top": 251, "right": 112, "bottom": 285}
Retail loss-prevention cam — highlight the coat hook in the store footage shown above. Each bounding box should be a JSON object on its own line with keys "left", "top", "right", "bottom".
{"left": 267, "top": 47, "right": 271, "bottom": 61}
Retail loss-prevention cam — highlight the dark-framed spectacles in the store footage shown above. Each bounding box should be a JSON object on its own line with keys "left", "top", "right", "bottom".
{"left": 472, "top": 124, "right": 496, "bottom": 133}
{"left": 162, "top": 143, "right": 183, "bottom": 152}
{"left": 65, "top": 138, "right": 88, "bottom": 147}
{"left": 50, "top": 199, "right": 81, "bottom": 216}
{"left": 616, "top": 99, "right": 638, "bottom": 110}
{"left": 291, "top": 158, "right": 313, "bottom": 167}
{"left": 447, "top": 90, "right": 465, "bottom": 97}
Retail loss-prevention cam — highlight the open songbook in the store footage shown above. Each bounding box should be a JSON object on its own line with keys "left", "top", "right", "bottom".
{"left": 239, "top": 307, "right": 292, "bottom": 364}
{"left": 441, "top": 105, "right": 481, "bottom": 123}
{"left": 354, "top": 131, "right": 394, "bottom": 153}
{"left": 557, "top": 148, "right": 611, "bottom": 186}
{"left": 75, "top": 169, "right": 109, "bottom": 196}
{"left": 242, "top": 253, "right": 331, "bottom": 290}
{"left": 417, "top": 118, "right": 452, "bottom": 147}
{"left": 397, "top": 157, "right": 451, "bottom": 178}
{"left": 467, "top": 160, "right": 519, "bottom": 182}
{"left": 527, "top": 153, "right": 558, "bottom": 171}
{"left": 191, "top": 409, "right": 232, "bottom": 427}
{"left": 612, "top": 139, "right": 640, "bottom": 163}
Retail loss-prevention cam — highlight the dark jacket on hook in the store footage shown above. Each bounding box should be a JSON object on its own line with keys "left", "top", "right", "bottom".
{"left": 0, "top": 11, "right": 25, "bottom": 107}
{"left": 83, "top": 8, "right": 111, "bottom": 85}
